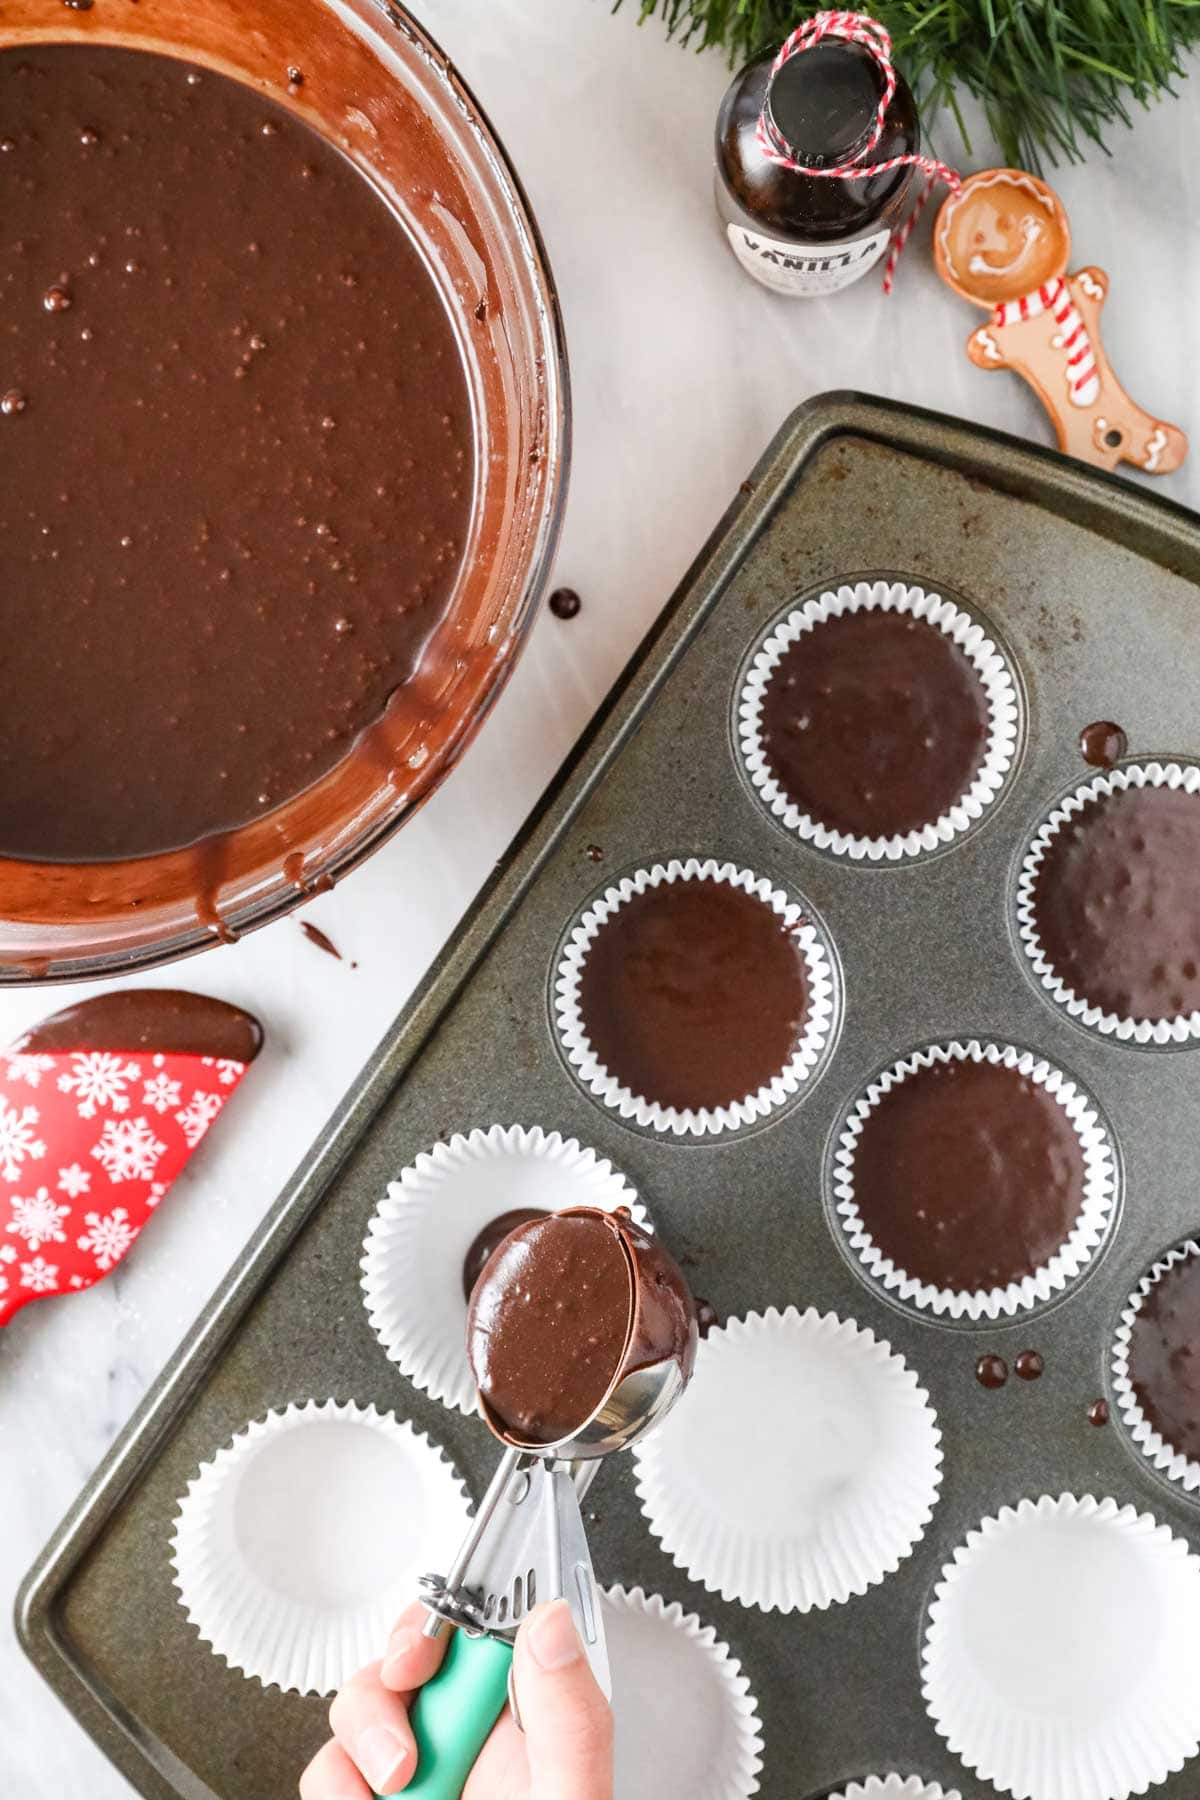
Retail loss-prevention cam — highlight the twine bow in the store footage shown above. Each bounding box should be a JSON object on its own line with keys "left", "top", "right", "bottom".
{"left": 756, "top": 11, "right": 961, "bottom": 292}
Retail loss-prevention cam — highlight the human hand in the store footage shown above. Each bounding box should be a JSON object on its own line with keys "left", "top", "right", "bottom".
{"left": 300, "top": 1597, "right": 613, "bottom": 1800}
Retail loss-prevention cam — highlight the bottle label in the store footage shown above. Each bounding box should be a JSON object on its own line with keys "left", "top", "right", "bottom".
{"left": 726, "top": 222, "right": 890, "bottom": 296}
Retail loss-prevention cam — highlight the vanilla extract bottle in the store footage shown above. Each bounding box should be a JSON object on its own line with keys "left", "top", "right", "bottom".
{"left": 715, "top": 23, "right": 921, "bottom": 299}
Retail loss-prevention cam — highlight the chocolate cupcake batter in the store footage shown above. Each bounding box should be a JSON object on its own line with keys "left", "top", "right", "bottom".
{"left": 460, "top": 1207, "right": 548, "bottom": 1303}
{"left": 975, "top": 1353, "right": 1008, "bottom": 1389}
{"left": 0, "top": 45, "right": 471, "bottom": 862}
{"left": 760, "top": 609, "right": 990, "bottom": 838}
{"left": 19, "top": 988, "right": 262, "bottom": 1061}
{"left": 1031, "top": 784, "right": 1200, "bottom": 1020}
{"left": 851, "top": 1058, "right": 1086, "bottom": 1292}
{"left": 1079, "top": 721, "right": 1127, "bottom": 769}
{"left": 577, "top": 879, "right": 809, "bottom": 1111}
{"left": 548, "top": 587, "right": 581, "bottom": 621}
{"left": 467, "top": 1211, "right": 633, "bottom": 1446}
{"left": 299, "top": 921, "right": 343, "bottom": 962}
{"left": 1128, "top": 1250, "right": 1200, "bottom": 1462}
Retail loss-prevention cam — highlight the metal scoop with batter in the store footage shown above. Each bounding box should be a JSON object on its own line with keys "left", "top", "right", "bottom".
{"left": 378, "top": 1205, "right": 696, "bottom": 1800}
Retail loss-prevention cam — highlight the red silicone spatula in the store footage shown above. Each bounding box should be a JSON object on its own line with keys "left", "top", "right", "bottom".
{"left": 0, "top": 990, "right": 261, "bottom": 1327}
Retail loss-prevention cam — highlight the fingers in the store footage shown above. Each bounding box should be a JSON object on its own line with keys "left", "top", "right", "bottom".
{"left": 512, "top": 1601, "right": 613, "bottom": 1800}
{"left": 327, "top": 1662, "right": 417, "bottom": 1795}
{"left": 465, "top": 1709, "right": 529, "bottom": 1800}
{"left": 378, "top": 1600, "right": 449, "bottom": 1694}
{"left": 300, "top": 1738, "right": 372, "bottom": 1800}
{"left": 298, "top": 1605, "right": 450, "bottom": 1799}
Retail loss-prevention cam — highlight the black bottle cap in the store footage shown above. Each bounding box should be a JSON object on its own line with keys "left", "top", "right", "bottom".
{"left": 764, "top": 41, "right": 885, "bottom": 168}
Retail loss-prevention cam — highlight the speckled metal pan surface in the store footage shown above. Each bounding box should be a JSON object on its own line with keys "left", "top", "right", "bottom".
{"left": 18, "top": 392, "right": 1200, "bottom": 1800}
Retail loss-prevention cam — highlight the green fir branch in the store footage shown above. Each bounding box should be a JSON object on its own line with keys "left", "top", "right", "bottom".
{"left": 616, "top": 0, "right": 1197, "bottom": 170}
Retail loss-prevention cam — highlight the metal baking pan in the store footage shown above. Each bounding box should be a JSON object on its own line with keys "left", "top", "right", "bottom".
{"left": 18, "top": 391, "right": 1200, "bottom": 1800}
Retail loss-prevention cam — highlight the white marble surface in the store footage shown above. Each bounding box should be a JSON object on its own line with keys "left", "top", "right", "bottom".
{"left": 3, "top": 2, "right": 1199, "bottom": 1790}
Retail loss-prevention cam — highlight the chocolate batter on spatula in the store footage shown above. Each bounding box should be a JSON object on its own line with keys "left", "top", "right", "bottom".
{"left": 0, "top": 45, "right": 472, "bottom": 863}
{"left": 19, "top": 989, "right": 262, "bottom": 1062}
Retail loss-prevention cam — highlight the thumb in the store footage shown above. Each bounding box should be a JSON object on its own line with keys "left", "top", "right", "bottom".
{"left": 512, "top": 1600, "right": 613, "bottom": 1800}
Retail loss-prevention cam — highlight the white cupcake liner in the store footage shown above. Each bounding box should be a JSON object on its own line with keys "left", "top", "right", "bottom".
{"left": 632, "top": 1306, "right": 942, "bottom": 1613}
{"left": 361, "top": 1124, "right": 648, "bottom": 1416}
{"left": 1015, "top": 761, "right": 1200, "bottom": 1045}
{"left": 828, "top": 1781, "right": 961, "bottom": 1800}
{"left": 170, "top": 1399, "right": 472, "bottom": 1695}
{"left": 601, "top": 1583, "right": 764, "bottom": 1799}
{"left": 832, "top": 1040, "right": 1118, "bottom": 1321}
{"left": 1113, "top": 1239, "right": 1200, "bottom": 1493}
{"left": 554, "top": 858, "right": 837, "bottom": 1137}
{"left": 736, "top": 578, "right": 1020, "bottom": 861}
{"left": 922, "top": 1493, "right": 1200, "bottom": 1800}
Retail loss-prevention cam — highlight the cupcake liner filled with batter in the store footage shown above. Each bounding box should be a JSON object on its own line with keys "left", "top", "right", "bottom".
{"left": 1112, "top": 1238, "right": 1200, "bottom": 1494}
{"left": 601, "top": 1585, "right": 764, "bottom": 1800}
{"left": 736, "top": 578, "right": 1020, "bottom": 861}
{"left": 1016, "top": 761, "right": 1200, "bottom": 1045}
{"left": 360, "top": 1124, "right": 648, "bottom": 1417}
{"left": 831, "top": 1040, "right": 1118, "bottom": 1321}
{"left": 170, "top": 1400, "right": 472, "bottom": 1695}
{"left": 553, "top": 858, "right": 837, "bottom": 1137}
{"left": 632, "top": 1307, "right": 942, "bottom": 1613}
{"left": 922, "top": 1493, "right": 1200, "bottom": 1800}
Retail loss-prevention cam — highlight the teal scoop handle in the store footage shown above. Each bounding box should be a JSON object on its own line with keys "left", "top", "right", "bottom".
{"left": 375, "top": 1629, "right": 513, "bottom": 1800}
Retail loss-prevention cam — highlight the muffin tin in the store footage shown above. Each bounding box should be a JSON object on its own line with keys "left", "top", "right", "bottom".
{"left": 19, "top": 392, "right": 1200, "bottom": 1800}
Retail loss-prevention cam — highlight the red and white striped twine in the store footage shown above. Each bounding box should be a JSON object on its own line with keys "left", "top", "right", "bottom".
{"left": 755, "top": 10, "right": 961, "bottom": 293}
{"left": 994, "top": 277, "right": 1099, "bottom": 405}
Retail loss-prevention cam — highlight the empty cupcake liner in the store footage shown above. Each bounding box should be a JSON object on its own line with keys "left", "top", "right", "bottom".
{"left": 361, "top": 1123, "right": 648, "bottom": 1416}
{"left": 554, "top": 858, "right": 838, "bottom": 1137}
{"left": 922, "top": 1493, "right": 1200, "bottom": 1800}
{"left": 632, "top": 1306, "right": 942, "bottom": 1612}
{"left": 170, "top": 1399, "right": 472, "bottom": 1695}
{"left": 828, "top": 1781, "right": 961, "bottom": 1800}
{"left": 1016, "top": 761, "right": 1200, "bottom": 1046}
{"left": 832, "top": 1040, "right": 1118, "bottom": 1321}
{"left": 1112, "top": 1239, "right": 1200, "bottom": 1493}
{"left": 601, "top": 1584, "right": 764, "bottom": 1800}
{"left": 736, "top": 578, "right": 1020, "bottom": 861}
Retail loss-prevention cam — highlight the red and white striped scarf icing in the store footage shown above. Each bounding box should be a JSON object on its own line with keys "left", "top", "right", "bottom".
{"left": 993, "top": 277, "right": 1099, "bottom": 407}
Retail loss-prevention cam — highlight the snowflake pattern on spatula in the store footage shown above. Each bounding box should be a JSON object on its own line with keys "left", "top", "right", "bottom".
{"left": 0, "top": 1047, "right": 249, "bottom": 1326}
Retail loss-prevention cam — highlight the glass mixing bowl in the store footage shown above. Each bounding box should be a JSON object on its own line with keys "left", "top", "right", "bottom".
{"left": 0, "top": 0, "right": 568, "bottom": 981}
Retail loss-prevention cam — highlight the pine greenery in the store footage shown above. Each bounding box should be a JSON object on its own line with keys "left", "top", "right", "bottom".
{"left": 618, "top": 0, "right": 1197, "bottom": 172}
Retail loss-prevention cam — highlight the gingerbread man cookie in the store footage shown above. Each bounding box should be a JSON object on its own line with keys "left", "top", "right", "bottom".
{"left": 935, "top": 168, "right": 1186, "bottom": 476}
